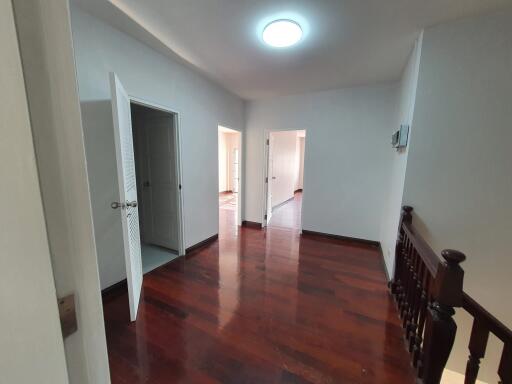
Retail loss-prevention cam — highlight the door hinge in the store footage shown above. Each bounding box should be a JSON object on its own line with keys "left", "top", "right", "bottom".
{"left": 58, "top": 294, "right": 78, "bottom": 339}
{"left": 179, "top": 184, "right": 182, "bottom": 190}
{"left": 266, "top": 139, "right": 269, "bottom": 145}
{"left": 265, "top": 177, "right": 268, "bottom": 183}
{"left": 264, "top": 214, "right": 268, "bottom": 220}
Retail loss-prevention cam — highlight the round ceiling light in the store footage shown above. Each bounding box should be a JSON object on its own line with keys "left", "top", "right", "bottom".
{"left": 262, "top": 19, "right": 303, "bottom": 48}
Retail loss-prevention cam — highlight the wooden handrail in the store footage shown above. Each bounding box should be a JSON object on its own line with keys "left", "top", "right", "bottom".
{"left": 390, "top": 206, "right": 466, "bottom": 384}
{"left": 391, "top": 205, "right": 512, "bottom": 384}
{"left": 402, "top": 222, "right": 440, "bottom": 277}
{"left": 462, "top": 292, "right": 512, "bottom": 384}
{"left": 463, "top": 293, "right": 512, "bottom": 343}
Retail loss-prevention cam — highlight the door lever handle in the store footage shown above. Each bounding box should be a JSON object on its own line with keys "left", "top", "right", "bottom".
{"left": 126, "top": 201, "right": 138, "bottom": 208}
{"left": 111, "top": 201, "right": 125, "bottom": 209}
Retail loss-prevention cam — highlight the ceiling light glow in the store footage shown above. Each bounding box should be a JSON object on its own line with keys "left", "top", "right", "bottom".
{"left": 262, "top": 19, "right": 303, "bottom": 48}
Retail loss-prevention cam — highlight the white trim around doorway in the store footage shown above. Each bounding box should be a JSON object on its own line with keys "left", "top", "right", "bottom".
{"left": 129, "top": 96, "right": 186, "bottom": 256}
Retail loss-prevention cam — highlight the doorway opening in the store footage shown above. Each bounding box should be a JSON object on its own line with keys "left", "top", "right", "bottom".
{"left": 218, "top": 126, "right": 242, "bottom": 233}
{"left": 131, "top": 102, "right": 183, "bottom": 274}
{"left": 263, "top": 130, "right": 306, "bottom": 230}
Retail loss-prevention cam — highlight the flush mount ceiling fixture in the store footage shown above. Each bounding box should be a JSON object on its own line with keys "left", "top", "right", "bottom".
{"left": 262, "top": 19, "right": 303, "bottom": 48}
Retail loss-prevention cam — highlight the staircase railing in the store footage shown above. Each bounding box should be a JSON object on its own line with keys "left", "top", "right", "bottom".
{"left": 390, "top": 206, "right": 466, "bottom": 384}
{"left": 390, "top": 206, "right": 512, "bottom": 384}
{"left": 462, "top": 292, "right": 512, "bottom": 384}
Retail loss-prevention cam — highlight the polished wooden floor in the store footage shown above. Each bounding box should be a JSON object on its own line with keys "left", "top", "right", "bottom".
{"left": 103, "top": 193, "right": 415, "bottom": 383}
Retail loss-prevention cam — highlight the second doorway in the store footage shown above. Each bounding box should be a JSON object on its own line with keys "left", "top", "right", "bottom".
{"left": 131, "top": 102, "right": 181, "bottom": 273}
{"left": 218, "top": 126, "right": 242, "bottom": 233}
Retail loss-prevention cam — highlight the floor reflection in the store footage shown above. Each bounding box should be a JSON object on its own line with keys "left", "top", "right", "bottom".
{"left": 103, "top": 190, "right": 416, "bottom": 383}
{"left": 268, "top": 191, "right": 303, "bottom": 232}
{"left": 218, "top": 192, "right": 241, "bottom": 330}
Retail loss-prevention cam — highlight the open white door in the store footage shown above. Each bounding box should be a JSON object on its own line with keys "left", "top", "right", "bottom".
{"left": 265, "top": 134, "right": 274, "bottom": 225}
{"left": 233, "top": 148, "right": 240, "bottom": 193}
{"left": 110, "top": 72, "right": 142, "bottom": 322}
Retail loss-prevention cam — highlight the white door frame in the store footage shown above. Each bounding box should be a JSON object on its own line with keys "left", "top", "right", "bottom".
{"left": 218, "top": 126, "right": 243, "bottom": 226}
{"left": 130, "top": 96, "right": 186, "bottom": 256}
{"left": 261, "top": 129, "right": 306, "bottom": 229}
{"left": 262, "top": 130, "right": 271, "bottom": 227}
{"left": 236, "top": 131, "right": 243, "bottom": 226}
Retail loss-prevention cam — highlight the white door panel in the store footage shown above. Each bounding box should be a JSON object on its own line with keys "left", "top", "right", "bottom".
{"left": 2, "top": 2, "right": 69, "bottom": 380}
{"left": 110, "top": 72, "right": 142, "bottom": 322}
{"left": 233, "top": 148, "right": 239, "bottom": 193}
{"left": 146, "top": 116, "right": 179, "bottom": 250}
{"left": 266, "top": 135, "right": 274, "bottom": 224}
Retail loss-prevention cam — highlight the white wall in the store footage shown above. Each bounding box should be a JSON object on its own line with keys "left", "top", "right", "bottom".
{"left": 379, "top": 34, "right": 423, "bottom": 278}
{"left": 245, "top": 85, "right": 397, "bottom": 240}
{"left": 402, "top": 9, "right": 512, "bottom": 383}
{"left": 270, "top": 131, "right": 300, "bottom": 207}
{"left": 70, "top": 6, "right": 245, "bottom": 289}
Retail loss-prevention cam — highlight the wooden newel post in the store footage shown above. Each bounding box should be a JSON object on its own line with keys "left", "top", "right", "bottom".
{"left": 390, "top": 206, "right": 413, "bottom": 295}
{"left": 421, "top": 249, "right": 466, "bottom": 384}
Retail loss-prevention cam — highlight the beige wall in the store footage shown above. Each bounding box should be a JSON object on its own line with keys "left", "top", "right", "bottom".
{"left": 403, "top": 9, "right": 512, "bottom": 382}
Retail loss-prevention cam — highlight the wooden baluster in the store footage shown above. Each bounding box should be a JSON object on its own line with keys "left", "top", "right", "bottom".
{"left": 398, "top": 236, "right": 410, "bottom": 311}
{"left": 421, "top": 249, "right": 466, "bottom": 384}
{"left": 390, "top": 233, "right": 403, "bottom": 296}
{"left": 404, "top": 249, "right": 418, "bottom": 332}
{"left": 464, "top": 318, "right": 489, "bottom": 384}
{"left": 399, "top": 238, "right": 410, "bottom": 315}
{"left": 414, "top": 272, "right": 431, "bottom": 371}
{"left": 408, "top": 256, "right": 424, "bottom": 353}
{"left": 498, "top": 342, "right": 512, "bottom": 384}
{"left": 391, "top": 206, "right": 413, "bottom": 299}
{"left": 401, "top": 240, "right": 415, "bottom": 321}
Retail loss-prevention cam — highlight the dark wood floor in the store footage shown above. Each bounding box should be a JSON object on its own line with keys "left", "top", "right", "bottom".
{"left": 103, "top": 193, "right": 415, "bottom": 383}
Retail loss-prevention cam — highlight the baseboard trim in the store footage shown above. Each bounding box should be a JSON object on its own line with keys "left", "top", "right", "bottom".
{"left": 101, "top": 279, "right": 127, "bottom": 300}
{"left": 301, "top": 229, "right": 380, "bottom": 248}
{"left": 185, "top": 234, "right": 218, "bottom": 255}
{"left": 241, "top": 220, "right": 262, "bottom": 229}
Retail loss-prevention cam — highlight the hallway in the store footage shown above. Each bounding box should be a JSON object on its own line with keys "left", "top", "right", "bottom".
{"left": 102, "top": 192, "right": 415, "bottom": 383}
{"left": 268, "top": 191, "right": 303, "bottom": 231}
{"left": 219, "top": 191, "right": 238, "bottom": 235}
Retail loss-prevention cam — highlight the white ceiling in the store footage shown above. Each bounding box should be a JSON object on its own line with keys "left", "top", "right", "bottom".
{"left": 73, "top": 0, "right": 512, "bottom": 100}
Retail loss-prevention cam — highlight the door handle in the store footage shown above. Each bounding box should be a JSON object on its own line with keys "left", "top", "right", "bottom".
{"left": 111, "top": 201, "right": 125, "bottom": 209}
{"left": 126, "top": 201, "right": 138, "bottom": 208}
